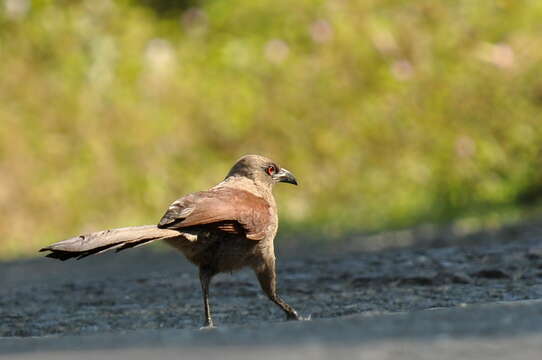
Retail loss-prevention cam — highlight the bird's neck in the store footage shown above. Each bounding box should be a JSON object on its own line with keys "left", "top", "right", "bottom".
{"left": 215, "top": 176, "right": 275, "bottom": 203}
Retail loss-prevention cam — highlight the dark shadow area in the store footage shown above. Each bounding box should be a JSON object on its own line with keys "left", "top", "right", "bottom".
{"left": 278, "top": 214, "right": 542, "bottom": 257}
{"left": 132, "top": 0, "right": 203, "bottom": 17}
{"left": 517, "top": 182, "right": 542, "bottom": 206}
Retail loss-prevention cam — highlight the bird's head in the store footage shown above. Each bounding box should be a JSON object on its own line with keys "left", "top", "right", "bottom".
{"left": 226, "top": 154, "right": 298, "bottom": 188}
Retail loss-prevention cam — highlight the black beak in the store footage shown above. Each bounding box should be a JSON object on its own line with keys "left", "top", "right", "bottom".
{"left": 274, "top": 168, "right": 298, "bottom": 185}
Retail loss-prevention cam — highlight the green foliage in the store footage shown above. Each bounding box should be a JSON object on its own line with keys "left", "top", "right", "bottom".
{"left": 1, "top": 0, "right": 542, "bottom": 257}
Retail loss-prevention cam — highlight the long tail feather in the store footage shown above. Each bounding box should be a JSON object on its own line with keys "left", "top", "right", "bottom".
{"left": 39, "top": 225, "right": 181, "bottom": 261}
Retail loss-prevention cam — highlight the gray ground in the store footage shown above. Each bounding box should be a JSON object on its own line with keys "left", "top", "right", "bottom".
{"left": 2, "top": 299, "right": 542, "bottom": 359}
{"left": 1, "top": 220, "right": 542, "bottom": 358}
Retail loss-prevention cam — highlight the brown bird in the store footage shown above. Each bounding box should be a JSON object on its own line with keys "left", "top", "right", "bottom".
{"left": 40, "top": 155, "right": 301, "bottom": 328}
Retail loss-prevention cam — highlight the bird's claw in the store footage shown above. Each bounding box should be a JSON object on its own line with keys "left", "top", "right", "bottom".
{"left": 199, "top": 324, "right": 216, "bottom": 331}
{"left": 286, "top": 311, "right": 311, "bottom": 321}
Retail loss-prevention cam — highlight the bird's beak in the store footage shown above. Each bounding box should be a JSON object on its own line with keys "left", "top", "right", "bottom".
{"left": 274, "top": 168, "right": 298, "bottom": 185}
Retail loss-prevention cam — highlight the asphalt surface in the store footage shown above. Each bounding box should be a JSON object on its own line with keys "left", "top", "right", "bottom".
{"left": 2, "top": 300, "right": 542, "bottom": 359}
{"left": 1, "top": 220, "right": 542, "bottom": 358}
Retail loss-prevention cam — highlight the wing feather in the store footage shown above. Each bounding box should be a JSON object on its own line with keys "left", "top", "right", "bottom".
{"left": 158, "top": 188, "right": 271, "bottom": 241}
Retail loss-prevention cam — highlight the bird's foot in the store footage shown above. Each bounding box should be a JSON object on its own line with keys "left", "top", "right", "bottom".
{"left": 286, "top": 311, "right": 311, "bottom": 321}
{"left": 199, "top": 324, "right": 216, "bottom": 331}
{"left": 199, "top": 319, "right": 216, "bottom": 330}
{"left": 286, "top": 310, "right": 302, "bottom": 321}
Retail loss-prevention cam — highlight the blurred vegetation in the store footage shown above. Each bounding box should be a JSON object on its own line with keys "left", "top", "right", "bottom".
{"left": 1, "top": 0, "right": 542, "bottom": 258}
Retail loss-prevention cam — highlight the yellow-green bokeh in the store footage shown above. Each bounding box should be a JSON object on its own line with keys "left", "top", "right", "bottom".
{"left": 1, "top": 0, "right": 542, "bottom": 258}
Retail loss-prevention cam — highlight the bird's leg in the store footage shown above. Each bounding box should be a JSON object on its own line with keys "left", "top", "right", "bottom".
{"left": 254, "top": 261, "right": 300, "bottom": 321}
{"left": 199, "top": 266, "right": 216, "bottom": 329}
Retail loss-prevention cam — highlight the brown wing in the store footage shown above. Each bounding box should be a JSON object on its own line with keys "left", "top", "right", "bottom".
{"left": 158, "top": 187, "right": 272, "bottom": 240}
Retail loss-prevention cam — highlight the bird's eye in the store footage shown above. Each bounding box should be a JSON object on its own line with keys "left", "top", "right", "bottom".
{"left": 266, "top": 165, "right": 276, "bottom": 175}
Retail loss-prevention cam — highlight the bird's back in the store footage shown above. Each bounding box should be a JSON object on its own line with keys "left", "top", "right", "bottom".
{"left": 160, "top": 184, "right": 278, "bottom": 273}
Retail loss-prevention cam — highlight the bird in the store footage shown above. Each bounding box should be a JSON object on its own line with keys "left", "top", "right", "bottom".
{"left": 39, "top": 154, "right": 301, "bottom": 328}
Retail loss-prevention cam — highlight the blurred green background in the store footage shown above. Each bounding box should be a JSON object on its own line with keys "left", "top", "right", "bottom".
{"left": 1, "top": 0, "right": 542, "bottom": 258}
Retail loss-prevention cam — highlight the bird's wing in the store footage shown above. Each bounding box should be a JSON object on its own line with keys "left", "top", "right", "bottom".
{"left": 158, "top": 187, "right": 272, "bottom": 240}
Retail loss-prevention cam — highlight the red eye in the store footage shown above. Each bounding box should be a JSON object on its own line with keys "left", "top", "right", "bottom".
{"left": 266, "top": 165, "right": 276, "bottom": 175}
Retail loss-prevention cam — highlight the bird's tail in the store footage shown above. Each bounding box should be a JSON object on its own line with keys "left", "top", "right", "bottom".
{"left": 39, "top": 225, "right": 181, "bottom": 261}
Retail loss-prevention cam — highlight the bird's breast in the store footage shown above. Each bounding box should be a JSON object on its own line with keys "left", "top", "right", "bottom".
{"left": 165, "top": 230, "right": 263, "bottom": 272}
